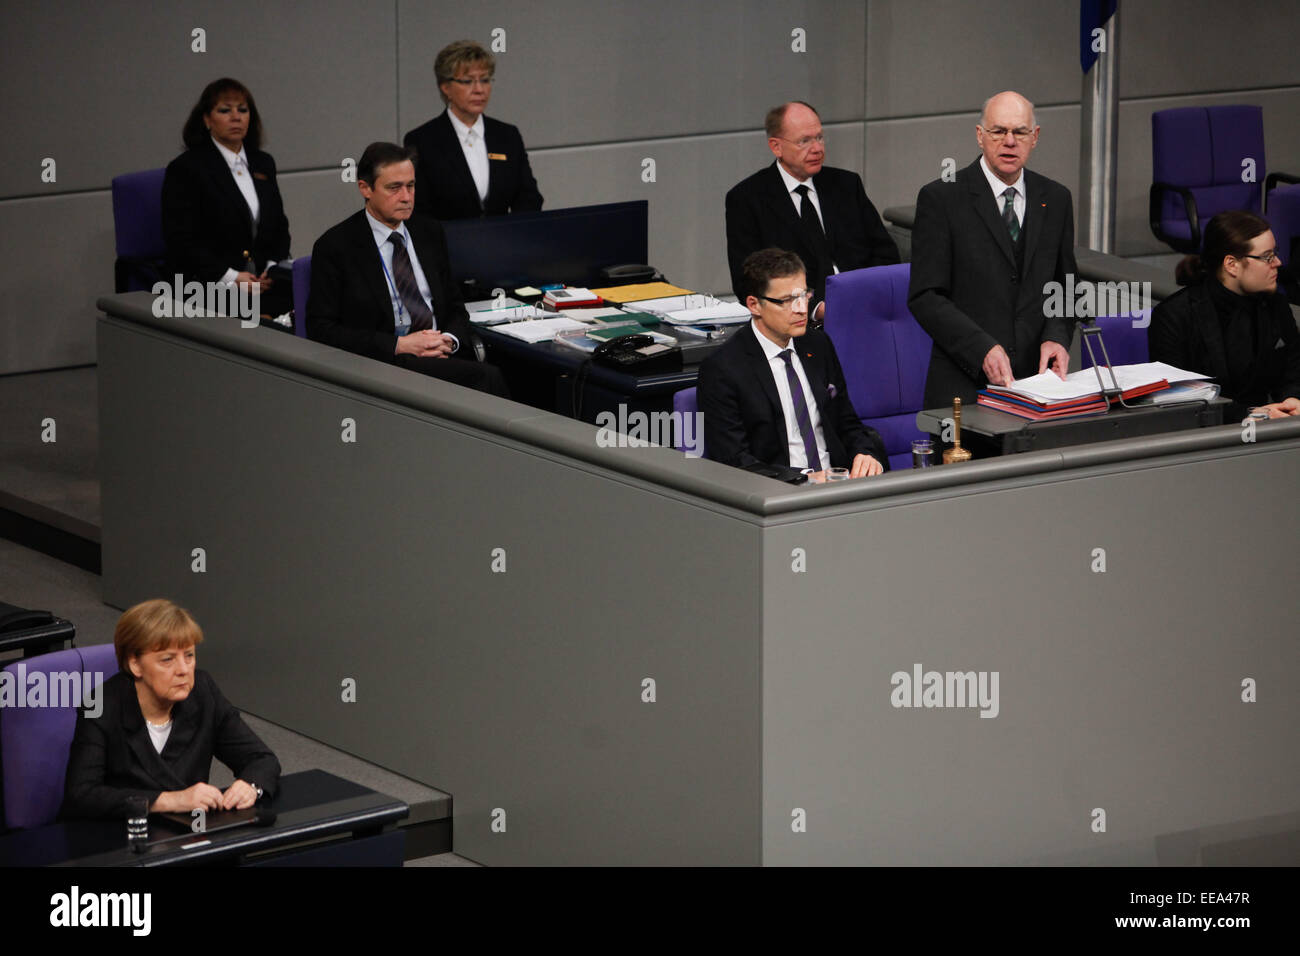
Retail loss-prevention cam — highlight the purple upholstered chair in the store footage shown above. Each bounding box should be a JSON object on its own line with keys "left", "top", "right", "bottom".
{"left": 1150, "top": 106, "right": 1298, "bottom": 254}
{"left": 110, "top": 168, "right": 167, "bottom": 293}
{"left": 1078, "top": 312, "right": 1151, "bottom": 370}
{"left": 672, "top": 386, "right": 704, "bottom": 458}
{"left": 291, "top": 255, "right": 313, "bottom": 338}
{"left": 824, "top": 264, "right": 932, "bottom": 472}
{"left": 1, "top": 643, "right": 118, "bottom": 829}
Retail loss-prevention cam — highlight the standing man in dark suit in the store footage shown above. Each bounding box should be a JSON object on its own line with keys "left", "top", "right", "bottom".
{"left": 162, "top": 77, "right": 292, "bottom": 318}
{"left": 908, "top": 91, "right": 1076, "bottom": 409}
{"left": 403, "top": 40, "right": 543, "bottom": 221}
{"left": 726, "top": 101, "right": 898, "bottom": 324}
{"left": 699, "top": 248, "right": 888, "bottom": 483}
{"left": 307, "top": 142, "right": 508, "bottom": 396}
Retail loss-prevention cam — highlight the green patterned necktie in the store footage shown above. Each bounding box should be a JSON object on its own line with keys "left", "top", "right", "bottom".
{"left": 1002, "top": 187, "right": 1020, "bottom": 241}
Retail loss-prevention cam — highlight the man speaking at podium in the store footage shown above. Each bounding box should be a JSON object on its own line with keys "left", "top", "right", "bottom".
{"left": 908, "top": 91, "right": 1075, "bottom": 409}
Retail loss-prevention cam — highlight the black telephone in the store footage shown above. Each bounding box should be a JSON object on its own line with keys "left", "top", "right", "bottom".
{"left": 591, "top": 333, "right": 682, "bottom": 373}
{"left": 598, "top": 263, "right": 660, "bottom": 285}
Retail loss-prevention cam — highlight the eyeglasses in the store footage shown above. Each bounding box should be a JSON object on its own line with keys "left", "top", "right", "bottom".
{"left": 778, "top": 133, "right": 824, "bottom": 150}
{"left": 1239, "top": 249, "right": 1279, "bottom": 264}
{"left": 447, "top": 75, "right": 494, "bottom": 88}
{"left": 759, "top": 289, "right": 813, "bottom": 309}
{"left": 979, "top": 126, "right": 1034, "bottom": 142}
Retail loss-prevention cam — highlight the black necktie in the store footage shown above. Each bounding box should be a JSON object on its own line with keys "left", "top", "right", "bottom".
{"left": 1001, "top": 187, "right": 1020, "bottom": 242}
{"left": 387, "top": 232, "right": 435, "bottom": 332}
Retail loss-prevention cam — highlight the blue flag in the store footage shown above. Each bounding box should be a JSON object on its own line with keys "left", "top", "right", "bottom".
{"left": 1080, "top": 0, "right": 1118, "bottom": 73}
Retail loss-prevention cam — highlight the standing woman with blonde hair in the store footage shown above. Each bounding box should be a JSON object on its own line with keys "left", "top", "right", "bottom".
{"left": 62, "top": 599, "right": 279, "bottom": 819}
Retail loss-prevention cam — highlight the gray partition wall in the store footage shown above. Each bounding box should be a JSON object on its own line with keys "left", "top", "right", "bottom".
{"left": 6, "top": 1, "right": 1299, "bottom": 373}
{"left": 98, "top": 294, "right": 1300, "bottom": 865}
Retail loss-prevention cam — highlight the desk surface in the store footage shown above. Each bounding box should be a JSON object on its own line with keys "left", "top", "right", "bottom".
{"left": 0, "top": 769, "right": 408, "bottom": 867}
{"left": 917, "top": 398, "right": 1229, "bottom": 454}
{"left": 478, "top": 320, "right": 738, "bottom": 398}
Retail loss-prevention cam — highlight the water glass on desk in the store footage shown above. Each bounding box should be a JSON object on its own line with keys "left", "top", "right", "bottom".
{"left": 826, "top": 467, "right": 849, "bottom": 481}
{"left": 911, "top": 439, "right": 935, "bottom": 469}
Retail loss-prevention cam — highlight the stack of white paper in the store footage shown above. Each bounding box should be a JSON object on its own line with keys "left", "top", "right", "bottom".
{"left": 491, "top": 317, "right": 588, "bottom": 343}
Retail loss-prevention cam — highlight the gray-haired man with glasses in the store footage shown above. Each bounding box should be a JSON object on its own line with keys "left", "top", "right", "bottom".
{"left": 726, "top": 101, "right": 898, "bottom": 325}
{"left": 908, "top": 90, "right": 1076, "bottom": 410}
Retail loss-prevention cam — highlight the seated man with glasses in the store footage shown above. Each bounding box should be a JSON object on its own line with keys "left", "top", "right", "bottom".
{"left": 908, "top": 90, "right": 1076, "bottom": 410}
{"left": 726, "top": 101, "right": 898, "bottom": 325}
{"left": 1151, "top": 210, "right": 1300, "bottom": 420}
{"left": 699, "top": 248, "right": 888, "bottom": 483}
{"left": 404, "top": 40, "right": 543, "bottom": 221}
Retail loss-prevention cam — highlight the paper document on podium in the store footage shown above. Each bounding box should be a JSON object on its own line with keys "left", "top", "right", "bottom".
{"left": 989, "top": 364, "right": 1192, "bottom": 404}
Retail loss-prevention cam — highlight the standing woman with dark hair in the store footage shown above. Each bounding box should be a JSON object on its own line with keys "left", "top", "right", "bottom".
{"left": 1151, "top": 210, "right": 1300, "bottom": 420}
{"left": 161, "top": 78, "right": 293, "bottom": 321}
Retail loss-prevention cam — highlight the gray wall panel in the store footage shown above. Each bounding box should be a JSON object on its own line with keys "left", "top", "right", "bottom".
{"left": 0, "top": 193, "right": 113, "bottom": 373}
{"left": 276, "top": 169, "right": 373, "bottom": 261}
{"left": 865, "top": 0, "right": 1078, "bottom": 119}
{"left": 0, "top": 0, "right": 397, "bottom": 197}
{"left": 762, "top": 448, "right": 1300, "bottom": 865}
{"left": 397, "top": 0, "right": 866, "bottom": 148}
{"left": 1120, "top": 0, "right": 1300, "bottom": 98}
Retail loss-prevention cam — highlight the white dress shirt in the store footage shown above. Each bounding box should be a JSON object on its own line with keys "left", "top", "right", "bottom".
{"left": 979, "top": 155, "right": 1025, "bottom": 227}
{"left": 365, "top": 211, "right": 457, "bottom": 352}
{"left": 212, "top": 136, "right": 262, "bottom": 285}
{"left": 777, "top": 161, "right": 837, "bottom": 275}
{"left": 447, "top": 109, "right": 490, "bottom": 204}
{"left": 751, "top": 320, "right": 829, "bottom": 470}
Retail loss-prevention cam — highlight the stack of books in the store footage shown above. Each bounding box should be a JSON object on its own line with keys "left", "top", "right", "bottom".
{"left": 542, "top": 287, "right": 604, "bottom": 310}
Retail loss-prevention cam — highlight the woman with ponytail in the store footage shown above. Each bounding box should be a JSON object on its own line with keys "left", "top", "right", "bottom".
{"left": 1151, "top": 210, "right": 1300, "bottom": 419}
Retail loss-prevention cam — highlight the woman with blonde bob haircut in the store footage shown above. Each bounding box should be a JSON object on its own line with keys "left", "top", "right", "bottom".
{"left": 63, "top": 599, "right": 280, "bottom": 819}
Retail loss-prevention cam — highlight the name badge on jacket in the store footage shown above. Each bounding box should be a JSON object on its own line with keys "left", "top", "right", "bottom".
{"left": 488, "top": 153, "right": 508, "bottom": 161}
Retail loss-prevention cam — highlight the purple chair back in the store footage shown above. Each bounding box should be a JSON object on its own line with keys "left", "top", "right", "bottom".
{"left": 292, "top": 255, "right": 312, "bottom": 338}
{"left": 110, "top": 168, "right": 167, "bottom": 292}
{"left": 1152, "top": 106, "right": 1265, "bottom": 247}
{"left": 824, "top": 264, "right": 932, "bottom": 472}
{"left": 1267, "top": 184, "right": 1300, "bottom": 270}
{"left": 1, "top": 643, "right": 118, "bottom": 829}
{"left": 1079, "top": 313, "right": 1151, "bottom": 370}
{"left": 672, "top": 387, "right": 704, "bottom": 458}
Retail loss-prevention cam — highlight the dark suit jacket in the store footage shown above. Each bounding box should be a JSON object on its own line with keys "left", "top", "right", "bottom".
{"left": 404, "top": 112, "right": 543, "bottom": 221}
{"left": 1149, "top": 281, "right": 1300, "bottom": 416}
{"left": 725, "top": 162, "right": 898, "bottom": 305}
{"left": 698, "top": 323, "right": 889, "bottom": 482}
{"left": 161, "top": 139, "right": 291, "bottom": 282}
{"left": 908, "top": 157, "right": 1076, "bottom": 408}
{"left": 62, "top": 669, "right": 280, "bottom": 820}
{"left": 307, "top": 210, "right": 474, "bottom": 363}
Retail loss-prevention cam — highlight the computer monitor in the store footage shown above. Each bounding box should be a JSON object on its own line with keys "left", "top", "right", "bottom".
{"left": 440, "top": 200, "right": 649, "bottom": 290}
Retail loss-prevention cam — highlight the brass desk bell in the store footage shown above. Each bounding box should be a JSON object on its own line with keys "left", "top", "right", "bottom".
{"left": 942, "top": 397, "right": 973, "bottom": 464}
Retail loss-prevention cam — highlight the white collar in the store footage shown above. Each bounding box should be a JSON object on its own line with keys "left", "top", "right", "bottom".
{"left": 979, "top": 155, "right": 1025, "bottom": 199}
{"left": 211, "top": 135, "right": 249, "bottom": 169}
{"left": 447, "top": 109, "right": 485, "bottom": 142}
{"left": 776, "top": 161, "right": 814, "bottom": 195}
{"left": 751, "top": 318, "right": 793, "bottom": 359}
{"left": 366, "top": 209, "right": 409, "bottom": 247}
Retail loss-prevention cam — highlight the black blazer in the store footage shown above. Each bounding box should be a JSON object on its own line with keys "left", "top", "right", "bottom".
{"left": 725, "top": 162, "right": 898, "bottom": 305}
{"left": 908, "top": 157, "right": 1076, "bottom": 409}
{"left": 62, "top": 669, "right": 280, "bottom": 820}
{"left": 306, "top": 210, "right": 474, "bottom": 363}
{"left": 698, "top": 323, "right": 889, "bottom": 482}
{"left": 161, "top": 139, "right": 291, "bottom": 282}
{"left": 404, "top": 112, "right": 543, "bottom": 221}
{"left": 1149, "top": 281, "right": 1300, "bottom": 416}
